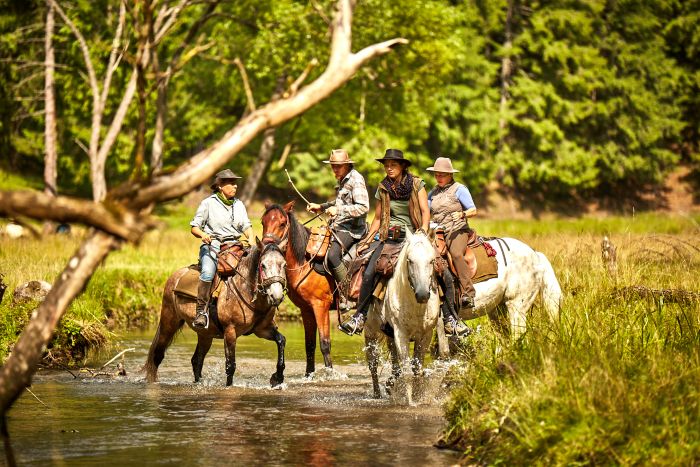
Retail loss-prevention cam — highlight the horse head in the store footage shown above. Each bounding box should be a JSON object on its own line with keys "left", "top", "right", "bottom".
{"left": 261, "top": 201, "right": 295, "bottom": 250}
{"left": 256, "top": 237, "right": 287, "bottom": 307}
{"left": 403, "top": 229, "right": 435, "bottom": 304}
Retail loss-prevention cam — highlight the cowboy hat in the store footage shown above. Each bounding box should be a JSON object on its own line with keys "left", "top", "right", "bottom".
{"left": 210, "top": 168, "right": 242, "bottom": 189}
{"left": 426, "top": 157, "right": 459, "bottom": 173}
{"left": 375, "top": 148, "right": 412, "bottom": 167}
{"left": 323, "top": 149, "right": 355, "bottom": 164}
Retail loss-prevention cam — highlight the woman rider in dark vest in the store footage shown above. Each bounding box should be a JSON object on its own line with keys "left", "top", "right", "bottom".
{"left": 339, "top": 149, "right": 431, "bottom": 336}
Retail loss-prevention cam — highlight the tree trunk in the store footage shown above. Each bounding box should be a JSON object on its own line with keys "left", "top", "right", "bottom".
{"left": 238, "top": 77, "right": 286, "bottom": 204}
{"left": 239, "top": 126, "right": 277, "bottom": 204}
{"left": 497, "top": 0, "right": 514, "bottom": 181}
{"left": 43, "top": 1, "right": 57, "bottom": 198}
{"left": 151, "top": 81, "right": 167, "bottom": 174}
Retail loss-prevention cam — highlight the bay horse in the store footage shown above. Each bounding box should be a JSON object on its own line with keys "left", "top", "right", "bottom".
{"left": 260, "top": 201, "right": 334, "bottom": 376}
{"left": 144, "top": 239, "right": 288, "bottom": 387}
{"left": 364, "top": 230, "right": 440, "bottom": 402}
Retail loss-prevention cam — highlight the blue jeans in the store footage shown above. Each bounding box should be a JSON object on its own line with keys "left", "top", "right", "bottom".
{"left": 199, "top": 243, "right": 220, "bottom": 282}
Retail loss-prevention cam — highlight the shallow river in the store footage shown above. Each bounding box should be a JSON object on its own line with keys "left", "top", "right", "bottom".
{"left": 5, "top": 322, "right": 459, "bottom": 465}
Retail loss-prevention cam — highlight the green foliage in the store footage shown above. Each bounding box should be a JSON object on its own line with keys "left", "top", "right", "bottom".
{"left": 1, "top": 0, "right": 698, "bottom": 202}
{"left": 442, "top": 226, "right": 700, "bottom": 464}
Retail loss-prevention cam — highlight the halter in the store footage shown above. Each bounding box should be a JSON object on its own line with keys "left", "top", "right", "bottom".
{"left": 227, "top": 243, "right": 287, "bottom": 311}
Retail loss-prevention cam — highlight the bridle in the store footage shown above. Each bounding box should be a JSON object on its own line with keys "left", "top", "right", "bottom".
{"left": 227, "top": 242, "right": 287, "bottom": 311}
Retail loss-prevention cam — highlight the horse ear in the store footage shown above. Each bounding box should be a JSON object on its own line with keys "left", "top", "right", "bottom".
{"left": 406, "top": 229, "right": 413, "bottom": 240}
{"left": 255, "top": 236, "right": 262, "bottom": 249}
{"left": 283, "top": 200, "right": 295, "bottom": 212}
{"left": 264, "top": 200, "right": 271, "bottom": 209}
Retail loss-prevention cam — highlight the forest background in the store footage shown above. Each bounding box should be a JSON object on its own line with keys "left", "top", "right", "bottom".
{"left": 1, "top": 0, "right": 699, "bottom": 211}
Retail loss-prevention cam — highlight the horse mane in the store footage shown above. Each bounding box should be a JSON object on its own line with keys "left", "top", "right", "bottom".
{"left": 263, "top": 204, "right": 309, "bottom": 264}
{"left": 287, "top": 210, "right": 310, "bottom": 264}
{"left": 234, "top": 243, "right": 262, "bottom": 286}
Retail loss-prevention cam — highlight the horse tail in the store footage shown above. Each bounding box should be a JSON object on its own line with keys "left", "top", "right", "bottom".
{"left": 537, "top": 252, "right": 562, "bottom": 322}
{"left": 143, "top": 282, "right": 184, "bottom": 382}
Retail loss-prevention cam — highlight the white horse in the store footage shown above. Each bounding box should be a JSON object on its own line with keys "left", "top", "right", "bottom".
{"left": 459, "top": 237, "right": 562, "bottom": 338}
{"left": 364, "top": 230, "right": 440, "bottom": 402}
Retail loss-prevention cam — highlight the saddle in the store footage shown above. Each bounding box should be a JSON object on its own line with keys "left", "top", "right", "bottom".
{"left": 433, "top": 229, "right": 498, "bottom": 284}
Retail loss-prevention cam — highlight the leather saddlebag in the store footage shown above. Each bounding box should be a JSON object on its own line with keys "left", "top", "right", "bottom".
{"left": 217, "top": 243, "right": 245, "bottom": 276}
{"left": 306, "top": 226, "right": 331, "bottom": 259}
{"left": 376, "top": 242, "right": 403, "bottom": 277}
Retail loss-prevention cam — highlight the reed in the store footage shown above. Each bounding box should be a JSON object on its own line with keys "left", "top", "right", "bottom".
{"left": 441, "top": 217, "right": 700, "bottom": 464}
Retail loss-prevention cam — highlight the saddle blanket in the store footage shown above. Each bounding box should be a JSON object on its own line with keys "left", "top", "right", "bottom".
{"left": 173, "top": 267, "right": 223, "bottom": 299}
{"left": 472, "top": 242, "right": 498, "bottom": 284}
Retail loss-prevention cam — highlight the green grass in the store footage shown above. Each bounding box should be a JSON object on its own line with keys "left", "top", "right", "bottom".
{"left": 0, "top": 167, "right": 42, "bottom": 191}
{"left": 441, "top": 223, "right": 700, "bottom": 464}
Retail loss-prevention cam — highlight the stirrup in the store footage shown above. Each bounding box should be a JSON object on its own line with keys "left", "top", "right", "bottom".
{"left": 460, "top": 294, "right": 475, "bottom": 309}
{"left": 193, "top": 311, "right": 209, "bottom": 329}
{"left": 338, "top": 313, "right": 365, "bottom": 336}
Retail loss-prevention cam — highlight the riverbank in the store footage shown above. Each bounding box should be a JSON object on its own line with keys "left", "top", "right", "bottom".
{"left": 2, "top": 208, "right": 700, "bottom": 463}
{"left": 439, "top": 215, "right": 700, "bottom": 464}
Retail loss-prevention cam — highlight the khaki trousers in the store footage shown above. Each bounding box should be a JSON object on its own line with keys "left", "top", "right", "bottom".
{"left": 447, "top": 229, "right": 476, "bottom": 299}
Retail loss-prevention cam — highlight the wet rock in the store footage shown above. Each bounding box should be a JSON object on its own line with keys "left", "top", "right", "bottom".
{"left": 13, "top": 280, "right": 52, "bottom": 303}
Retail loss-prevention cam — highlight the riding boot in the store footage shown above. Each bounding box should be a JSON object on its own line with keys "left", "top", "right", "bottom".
{"left": 193, "top": 279, "right": 213, "bottom": 329}
{"left": 460, "top": 278, "right": 476, "bottom": 309}
{"left": 442, "top": 302, "right": 471, "bottom": 337}
{"left": 331, "top": 263, "right": 354, "bottom": 311}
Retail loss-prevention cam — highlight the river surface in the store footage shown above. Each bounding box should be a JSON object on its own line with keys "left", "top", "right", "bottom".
{"left": 5, "top": 322, "right": 460, "bottom": 466}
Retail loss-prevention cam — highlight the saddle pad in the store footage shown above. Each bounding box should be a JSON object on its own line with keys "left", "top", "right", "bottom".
{"left": 472, "top": 243, "right": 498, "bottom": 284}
{"left": 173, "top": 268, "right": 223, "bottom": 299}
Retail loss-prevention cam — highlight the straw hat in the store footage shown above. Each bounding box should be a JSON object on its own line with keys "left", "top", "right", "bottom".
{"left": 323, "top": 149, "right": 355, "bottom": 164}
{"left": 426, "top": 157, "right": 459, "bottom": 173}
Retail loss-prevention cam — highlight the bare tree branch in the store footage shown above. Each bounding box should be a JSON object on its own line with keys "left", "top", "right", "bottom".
{"left": 0, "top": 231, "right": 119, "bottom": 411}
{"left": 233, "top": 57, "right": 256, "bottom": 113}
{"left": 0, "top": 191, "right": 155, "bottom": 242}
{"left": 285, "top": 58, "right": 319, "bottom": 98}
{"left": 118, "top": 1, "right": 406, "bottom": 207}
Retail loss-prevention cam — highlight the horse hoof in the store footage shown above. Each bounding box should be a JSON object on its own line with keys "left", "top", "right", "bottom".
{"left": 270, "top": 374, "right": 284, "bottom": 387}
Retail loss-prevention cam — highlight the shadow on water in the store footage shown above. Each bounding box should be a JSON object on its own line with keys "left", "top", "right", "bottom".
{"left": 4, "top": 322, "right": 460, "bottom": 466}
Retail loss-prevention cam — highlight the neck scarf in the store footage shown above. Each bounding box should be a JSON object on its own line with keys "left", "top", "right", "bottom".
{"left": 380, "top": 172, "right": 414, "bottom": 201}
{"left": 216, "top": 191, "right": 234, "bottom": 206}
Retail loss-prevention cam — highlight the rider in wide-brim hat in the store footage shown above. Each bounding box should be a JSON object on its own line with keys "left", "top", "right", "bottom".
{"left": 427, "top": 156, "right": 478, "bottom": 336}
{"left": 374, "top": 148, "right": 412, "bottom": 167}
{"left": 190, "top": 167, "right": 252, "bottom": 329}
{"left": 209, "top": 168, "right": 242, "bottom": 190}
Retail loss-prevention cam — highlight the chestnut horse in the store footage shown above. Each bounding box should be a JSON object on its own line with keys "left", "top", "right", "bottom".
{"left": 144, "top": 240, "right": 288, "bottom": 387}
{"left": 261, "top": 201, "right": 335, "bottom": 376}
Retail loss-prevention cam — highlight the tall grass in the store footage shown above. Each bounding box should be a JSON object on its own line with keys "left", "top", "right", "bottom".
{"left": 442, "top": 220, "right": 700, "bottom": 464}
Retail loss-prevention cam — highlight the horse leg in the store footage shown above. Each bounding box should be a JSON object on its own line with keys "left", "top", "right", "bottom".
{"left": 255, "top": 326, "right": 286, "bottom": 387}
{"left": 191, "top": 334, "right": 213, "bottom": 383}
{"left": 505, "top": 287, "right": 539, "bottom": 341}
{"left": 364, "top": 332, "right": 382, "bottom": 398}
{"left": 410, "top": 331, "right": 433, "bottom": 402}
{"left": 301, "top": 305, "right": 317, "bottom": 376}
{"left": 391, "top": 329, "right": 413, "bottom": 405}
{"left": 223, "top": 327, "right": 238, "bottom": 386}
{"left": 314, "top": 304, "right": 333, "bottom": 370}
{"left": 385, "top": 336, "right": 401, "bottom": 394}
{"left": 144, "top": 299, "right": 184, "bottom": 383}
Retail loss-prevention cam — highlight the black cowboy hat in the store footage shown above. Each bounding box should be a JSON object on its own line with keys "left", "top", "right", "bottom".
{"left": 375, "top": 148, "right": 411, "bottom": 167}
{"left": 210, "top": 168, "right": 242, "bottom": 189}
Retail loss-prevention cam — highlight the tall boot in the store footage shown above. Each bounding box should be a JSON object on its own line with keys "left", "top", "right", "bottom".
{"left": 193, "top": 279, "right": 213, "bottom": 329}
{"left": 441, "top": 271, "right": 471, "bottom": 337}
{"left": 331, "top": 263, "right": 353, "bottom": 311}
{"left": 460, "top": 278, "right": 476, "bottom": 309}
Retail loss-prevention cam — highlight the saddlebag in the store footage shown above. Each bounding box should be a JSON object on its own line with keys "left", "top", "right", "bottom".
{"left": 306, "top": 226, "right": 331, "bottom": 259}
{"left": 217, "top": 243, "right": 246, "bottom": 276}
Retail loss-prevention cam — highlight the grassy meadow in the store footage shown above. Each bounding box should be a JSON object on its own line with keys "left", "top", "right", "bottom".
{"left": 2, "top": 203, "right": 700, "bottom": 463}
{"left": 442, "top": 213, "right": 700, "bottom": 464}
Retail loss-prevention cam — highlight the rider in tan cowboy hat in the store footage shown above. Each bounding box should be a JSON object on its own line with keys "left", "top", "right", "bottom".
{"left": 426, "top": 156, "right": 477, "bottom": 335}
{"left": 307, "top": 149, "right": 370, "bottom": 310}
